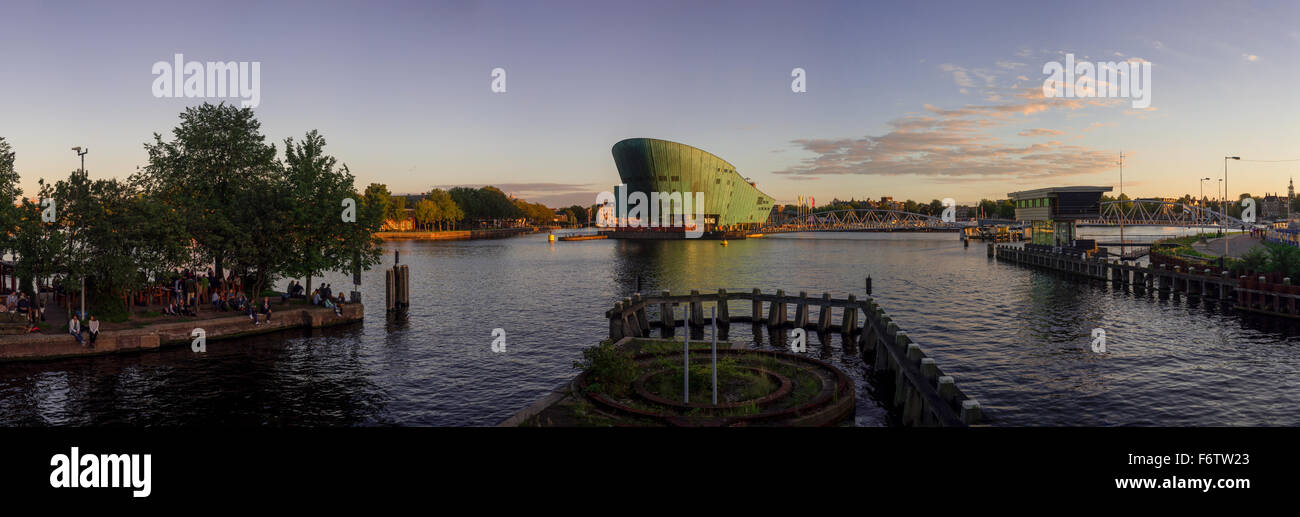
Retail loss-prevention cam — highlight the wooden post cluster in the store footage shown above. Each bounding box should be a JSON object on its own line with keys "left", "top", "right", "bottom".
{"left": 991, "top": 243, "right": 1240, "bottom": 304}
{"left": 385, "top": 264, "right": 410, "bottom": 312}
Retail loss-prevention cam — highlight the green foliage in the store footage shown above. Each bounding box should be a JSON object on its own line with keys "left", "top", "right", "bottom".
{"left": 0, "top": 137, "right": 19, "bottom": 255}
{"left": 413, "top": 198, "right": 440, "bottom": 231}
{"left": 1238, "top": 246, "right": 1271, "bottom": 273}
{"left": 573, "top": 342, "right": 637, "bottom": 398}
{"left": 136, "top": 103, "right": 280, "bottom": 279}
{"left": 449, "top": 186, "right": 521, "bottom": 223}
{"left": 386, "top": 194, "right": 407, "bottom": 223}
{"left": 426, "top": 189, "right": 462, "bottom": 230}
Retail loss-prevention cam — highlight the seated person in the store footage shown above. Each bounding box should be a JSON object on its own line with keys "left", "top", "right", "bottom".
{"left": 260, "top": 297, "right": 272, "bottom": 322}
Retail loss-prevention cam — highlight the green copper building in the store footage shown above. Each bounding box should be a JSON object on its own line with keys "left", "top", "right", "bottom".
{"left": 610, "top": 138, "right": 775, "bottom": 232}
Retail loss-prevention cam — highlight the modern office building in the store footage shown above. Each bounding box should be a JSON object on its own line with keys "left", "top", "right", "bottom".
{"left": 1009, "top": 186, "right": 1113, "bottom": 247}
{"left": 609, "top": 138, "right": 775, "bottom": 235}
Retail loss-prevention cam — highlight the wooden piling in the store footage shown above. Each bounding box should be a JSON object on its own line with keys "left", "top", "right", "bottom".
{"left": 817, "top": 292, "right": 832, "bottom": 332}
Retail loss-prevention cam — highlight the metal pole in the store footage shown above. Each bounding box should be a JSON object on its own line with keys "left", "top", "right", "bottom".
{"left": 78, "top": 149, "right": 86, "bottom": 320}
{"left": 711, "top": 306, "right": 717, "bottom": 406}
{"left": 1118, "top": 151, "right": 1124, "bottom": 256}
{"left": 1225, "top": 157, "right": 1229, "bottom": 257}
{"left": 683, "top": 304, "right": 689, "bottom": 404}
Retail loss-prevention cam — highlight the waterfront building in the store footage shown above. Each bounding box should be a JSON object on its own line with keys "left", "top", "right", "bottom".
{"left": 609, "top": 138, "right": 775, "bottom": 234}
{"left": 1009, "top": 186, "right": 1113, "bottom": 248}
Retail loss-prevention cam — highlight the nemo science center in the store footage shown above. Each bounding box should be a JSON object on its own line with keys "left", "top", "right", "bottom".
{"left": 602, "top": 138, "right": 775, "bottom": 239}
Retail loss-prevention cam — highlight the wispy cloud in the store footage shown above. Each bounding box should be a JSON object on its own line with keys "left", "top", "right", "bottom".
{"left": 1019, "top": 128, "right": 1065, "bottom": 137}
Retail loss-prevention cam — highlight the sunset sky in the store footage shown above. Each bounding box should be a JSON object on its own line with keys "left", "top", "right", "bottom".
{"left": 2, "top": 0, "right": 1297, "bottom": 207}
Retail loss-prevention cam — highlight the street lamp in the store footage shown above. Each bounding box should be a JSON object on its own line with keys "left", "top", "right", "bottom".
{"left": 1200, "top": 177, "right": 1211, "bottom": 233}
{"left": 1225, "top": 156, "right": 1240, "bottom": 259}
{"left": 71, "top": 146, "right": 88, "bottom": 320}
{"left": 1217, "top": 178, "right": 1223, "bottom": 215}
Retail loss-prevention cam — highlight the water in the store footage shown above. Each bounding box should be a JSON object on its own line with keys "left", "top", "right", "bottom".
{"left": 2, "top": 229, "right": 1298, "bottom": 426}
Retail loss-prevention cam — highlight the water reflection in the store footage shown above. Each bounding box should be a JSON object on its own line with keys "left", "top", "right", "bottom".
{"left": 1, "top": 229, "right": 1299, "bottom": 426}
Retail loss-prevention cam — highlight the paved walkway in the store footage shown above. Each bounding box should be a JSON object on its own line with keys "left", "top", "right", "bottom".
{"left": 1192, "top": 233, "right": 1263, "bottom": 258}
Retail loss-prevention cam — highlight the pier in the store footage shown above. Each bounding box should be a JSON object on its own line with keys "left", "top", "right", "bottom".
{"left": 507, "top": 288, "right": 980, "bottom": 427}
{"left": 0, "top": 303, "right": 363, "bottom": 362}
{"left": 993, "top": 243, "right": 1242, "bottom": 301}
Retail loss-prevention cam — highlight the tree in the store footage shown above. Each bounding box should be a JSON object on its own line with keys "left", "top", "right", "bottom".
{"left": 565, "top": 205, "right": 588, "bottom": 226}
{"left": 282, "top": 130, "right": 363, "bottom": 297}
{"left": 927, "top": 199, "right": 943, "bottom": 217}
{"left": 11, "top": 181, "right": 65, "bottom": 299}
{"left": 135, "top": 103, "right": 280, "bottom": 281}
{"left": 0, "top": 137, "right": 19, "bottom": 256}
{"left": 363, "top": 183, "right": 393, "bottom": 228}
{"left": 997, "top": 199, "right": 1016, "bottom": 219}
{"left": 426, "top": 188, "right": 460, "bottom": 231}
{"left": 413, "top": 198, "right": 439, "bottom": 231}
{"left": 387, "top": 194, "right": 407, "bottom": 227}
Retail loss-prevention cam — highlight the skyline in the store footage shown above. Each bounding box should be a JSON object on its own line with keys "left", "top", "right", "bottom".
{"left": 2, "top": 0, "right": 1298, "bottom": 207}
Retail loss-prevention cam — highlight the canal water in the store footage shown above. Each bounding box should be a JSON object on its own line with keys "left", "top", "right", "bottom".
{"left": 2, "top": 228, "right": 1298, "bottom": 426}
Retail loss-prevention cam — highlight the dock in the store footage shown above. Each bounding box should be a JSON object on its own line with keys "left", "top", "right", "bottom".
{"left": 558, "top": 234, "right": 608, "bottom": 241}
{"left": 504, "top": 288, "right": 982, "bottom": 427}
{"left": 0, "top": 303, "right": 363, "bottom": 362}
{"left": 987, "top": 242, "right": 1242, "bottom": 301}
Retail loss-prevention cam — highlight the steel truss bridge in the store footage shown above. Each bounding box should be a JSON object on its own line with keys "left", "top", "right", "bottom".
{"left": 1078, "top": 200, "right": 1249, "bottom": 228}
{"left": 761, "top": 209, "right": 966, "bottom": 232}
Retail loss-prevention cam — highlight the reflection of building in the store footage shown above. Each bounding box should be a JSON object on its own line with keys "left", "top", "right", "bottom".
{"left": 610, "top": 138, "right": 774, "bottom": 232}
{"left": 1009, "top": 186, "right": 1113, "bottom": 248}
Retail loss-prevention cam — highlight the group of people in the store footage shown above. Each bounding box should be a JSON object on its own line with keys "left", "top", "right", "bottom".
{"left": 68, "top": 313, "right": 100, "bottom": 347}
{"left": 4, "top": 290, "right": 45, "bottom": 332}
{"left": 310, "top": 283, "right": 348, "bottom": 315}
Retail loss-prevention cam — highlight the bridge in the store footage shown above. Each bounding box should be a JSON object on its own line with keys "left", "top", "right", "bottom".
{"left": 1078, "top": 200, "right": 1249, "bottom": 228}
{"left": 760, "top": 209, "right": 966, "bottom": 233}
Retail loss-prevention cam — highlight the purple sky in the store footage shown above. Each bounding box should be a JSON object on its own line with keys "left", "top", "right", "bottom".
{"left": 2, "top": 0, "right": 1297, "bottom": 207}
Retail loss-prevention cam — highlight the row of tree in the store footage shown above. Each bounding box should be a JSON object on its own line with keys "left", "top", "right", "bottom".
{"left": 786, "top": 198, "right": 1019, "bottom": 219}
{"left": 379, "top": 186, "right": 593, "bottom": 231}
{"left": 0, "top": 103, "right": 386, "bottom": 319}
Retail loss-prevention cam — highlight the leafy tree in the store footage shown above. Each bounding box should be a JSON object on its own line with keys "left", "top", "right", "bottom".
{"left": 413, "top": 198, "right": 439, "bottom": 231}
{"left": 997, "top": 199, "right": 1016, "bottom": 219}
{"left": 135, "top": 103, "right": 279, "bottom": 281}
{"left": 426, "top": 188, "right": 460, "bottom": 230}
{"left": 0, "top": 137, "right": 19, "bottom": 256}
{"left": 11, "top": 180, "right": 65, "bottom": 298}
{"left": 282, "top": 130, "right": 362, "bottom": 296}
{"left": 363, "top": 183, "right": 393, "bottom": 228}
{"left": 387, "top": 194, "right": 407, "bottom": 226}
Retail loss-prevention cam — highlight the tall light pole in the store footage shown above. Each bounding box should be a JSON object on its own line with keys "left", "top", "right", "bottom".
{"left": 1225, "top": 156, "right": 1240, "bottom": 259}
{"left": 1218, "top": 178, "right": 1223, "bottom": 215}
{"left": 1200, "top": 177, "right": 1211, "bottom": 234}
{"left": 71, "top": 146, "right": 88, "bottom": 320}
{"left": 1118, "top": 151, "right": 1125, "bottom": 255}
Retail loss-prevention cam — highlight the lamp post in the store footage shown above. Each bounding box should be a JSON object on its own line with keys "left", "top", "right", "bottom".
{"left": 1217, "top": 178, "right": 1224, "bottom": 221}
{"left": 1200, "top": 177, "right": 1211, "bottom": 234}
{"left": 71, "top": 146, "right": 88, "bottom": 320}
{"left": 1225, "top": 156, "right": 1240, "bottom": 258}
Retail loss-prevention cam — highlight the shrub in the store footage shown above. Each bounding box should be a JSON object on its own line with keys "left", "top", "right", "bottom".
{"left": 573, "top": 342, "right": 637, "bottom": 397}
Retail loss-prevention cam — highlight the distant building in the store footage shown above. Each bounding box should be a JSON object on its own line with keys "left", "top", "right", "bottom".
{"left": 1009, "top": 186, "right": 1113, "bottom": 248}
